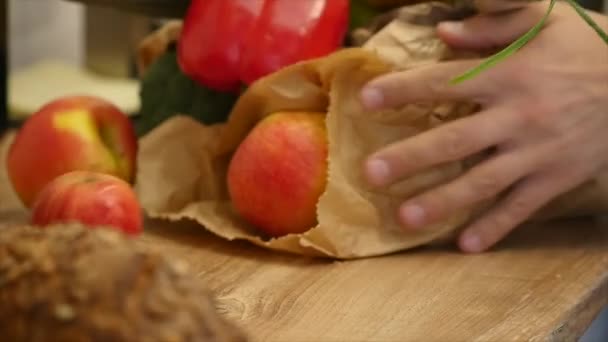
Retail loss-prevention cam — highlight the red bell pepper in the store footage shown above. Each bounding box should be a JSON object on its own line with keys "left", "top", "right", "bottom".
{"left": 177, "top": 0, "right": 350, "bottom": 92}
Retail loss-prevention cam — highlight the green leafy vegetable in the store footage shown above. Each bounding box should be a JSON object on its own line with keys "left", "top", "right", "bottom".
{"left": 451, "top": 0, "right": 608, "bottom": 84}
{"left": 136, "top": 48, "right": 239, "bottom": 136}
{"left": 349, "top": 0, "right": 383, "bottom": 32}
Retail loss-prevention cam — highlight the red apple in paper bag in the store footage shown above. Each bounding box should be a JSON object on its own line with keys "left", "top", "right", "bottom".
{"left": 227, "top": 111, "right": 329, "bottom": 237}
{"left": 31, "top": 171, "right": 143, "bottom": 236}
{"left": 6, "top": 95, "right": 138, "bottom": 208}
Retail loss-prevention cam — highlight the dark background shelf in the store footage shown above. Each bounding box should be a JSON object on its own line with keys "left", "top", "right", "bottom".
{"left": 63, "top": 0, "right": 190, "bottom": 17}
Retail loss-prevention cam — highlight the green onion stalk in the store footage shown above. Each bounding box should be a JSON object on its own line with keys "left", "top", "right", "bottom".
{"left": 451, "top": 0, "right": 608, "bottom": 84}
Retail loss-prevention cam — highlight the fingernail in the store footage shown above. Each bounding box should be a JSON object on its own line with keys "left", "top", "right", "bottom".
{"left": 400, "top": 204, "right": 426, "bottom": 229}
{"left": 360, "top": 87, "right": 384, "bottom": 110}
{"left": 461, "top": 234, "right": 482, "bottom": 253}
{"left": 365, "top": 158, "right": 390, "bottom": 185}
{"left": 438, "top": 21, "right": 464, "bottom": 35}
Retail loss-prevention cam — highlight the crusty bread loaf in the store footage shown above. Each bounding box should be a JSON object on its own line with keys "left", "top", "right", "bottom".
{"left": 0, "top": 224, "right": 247, "bottom": 342}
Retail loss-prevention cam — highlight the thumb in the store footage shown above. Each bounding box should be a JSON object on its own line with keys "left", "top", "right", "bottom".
{"left": 436, "top": 6, "right": 546, "bottom": 50}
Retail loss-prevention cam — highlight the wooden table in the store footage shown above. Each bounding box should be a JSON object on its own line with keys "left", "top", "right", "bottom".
{"left": 1, "top": 131, "right": 607, "bottom": 341}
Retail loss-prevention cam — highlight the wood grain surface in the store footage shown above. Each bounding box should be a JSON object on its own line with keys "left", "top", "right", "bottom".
{"left": 1, "top": 131, "right": 607, "bottom": 341}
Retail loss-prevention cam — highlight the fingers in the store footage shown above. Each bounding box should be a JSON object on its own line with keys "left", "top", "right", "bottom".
{"left": 364, "top": 107, "right": 520, "bottom": 187}
{"left": 396, "top": 143, "right": 546, "bottom": 230}
{"left": 458, "top": 168, "right": 587, "bottom": 253}
{"left": 436, "top": 4, "right": 547, "bottom": 50}
{"left": 360, "top": 59, "right": 493, "bottom": 110}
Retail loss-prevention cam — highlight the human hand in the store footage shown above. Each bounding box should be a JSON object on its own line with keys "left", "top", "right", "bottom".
{"left": 360, "top": 1, "right": 608, "bottom": 253}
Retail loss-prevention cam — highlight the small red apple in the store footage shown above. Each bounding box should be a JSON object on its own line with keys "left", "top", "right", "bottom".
{"left": 7, "top": 95, "right": 138, "bottom": 208}
{"left": 227, "top": 111, "right": 328, "bottom": 237}
{"left": 31, "top": 171, "right": 143, "bottom": 236}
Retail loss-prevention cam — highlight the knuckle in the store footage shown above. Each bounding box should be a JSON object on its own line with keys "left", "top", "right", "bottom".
{"left": 439, "top": 127, "right": 472, "bottom": 159}
{"left": 426, "top": 77, "right": 449, "bottom": 98}
{"left": 383, "top": 77, "right": 403, "bottom": 101}
{"left": 480, "top": 198, "right": 532, "bottom": 239}
{"left": 485, "top": 212, "right": 514, "bottom": 235}
{"left": 517, "top": 101, "right": 555, "bottom": 128}
{"left": 382, "top": 71, "right": 420, "bottom": 106}
{"left": 506, "top": 197, "right": 532, "bottom": 220}
{"left": 383, "top": 144, "right": 412, "bottom": 171}
{"left": 470, "top": 175, "right": 503, "bottom": 199}
{"left": 420, "top": 193, "right": 448, "bottom": 220}
{"left": 549, "top": 137, "right": 577, "bottom": 163}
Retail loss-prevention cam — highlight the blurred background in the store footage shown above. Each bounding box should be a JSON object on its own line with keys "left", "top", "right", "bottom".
{"left": 2, "top": 0, "right": 607, "bottom": 125}
{"left": 5, "top": 0, "right": 161, "bottom": 123}
{"left": 0, "top": 0, "right": 607, "bottom": 340}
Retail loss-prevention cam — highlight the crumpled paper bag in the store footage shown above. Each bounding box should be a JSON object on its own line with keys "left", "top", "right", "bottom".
{"left": 135, "top": 2, "right": 608, "bottom": 259}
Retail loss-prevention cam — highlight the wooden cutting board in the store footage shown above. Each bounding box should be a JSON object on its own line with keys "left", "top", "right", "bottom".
{"left": 1, "top": 131, "right": 607, "bottom": 341}
{"left": 134, "top": 218, "right": 608, "bottom": 342}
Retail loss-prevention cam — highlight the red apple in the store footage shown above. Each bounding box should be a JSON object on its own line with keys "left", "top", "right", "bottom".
{"left": 31, "top": 171, "right": 143, "bottom": 236}
{"left": 227, "top": 111, "right": 328, "bottom": 237}
{"left": 6, "top": 95, "right": 138, "bottom": 208}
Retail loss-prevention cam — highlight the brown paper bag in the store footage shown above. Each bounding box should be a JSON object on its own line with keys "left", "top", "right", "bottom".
{"left": 135, "top": 2, "right": 608, "bottom": 259}
{"left": 137, "top": 49, "right": 478, "bottom": 259}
